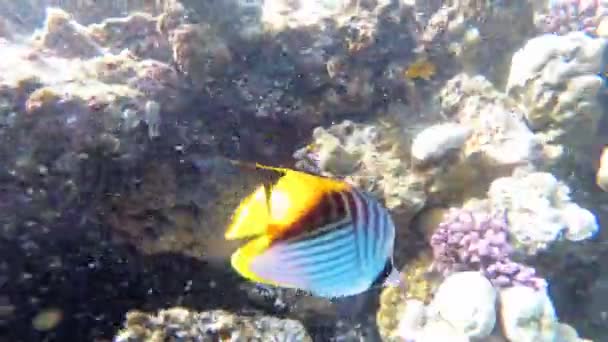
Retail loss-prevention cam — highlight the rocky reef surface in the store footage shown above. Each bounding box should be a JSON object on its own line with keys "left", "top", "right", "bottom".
{"left": 1, "top": 0, "right": 607, "bottom": 341}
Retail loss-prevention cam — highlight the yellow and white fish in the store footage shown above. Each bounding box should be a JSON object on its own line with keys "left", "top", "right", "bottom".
{"left": 225, "top": 164, "right": 402, "bottom": 298}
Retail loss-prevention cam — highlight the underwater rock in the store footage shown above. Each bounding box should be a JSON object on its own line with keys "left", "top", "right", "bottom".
{"left": 3, "top": 0, "right": 174, "bottom": 28}
{"left": 158, "top": 0, "right": 417, "bottom": 127}
{"left": 308, "top": 127, "right": 360, "bottom": 175}
{"left": 376, "top": 253, "right": 438, "bottom": 341}
{"left": 411, "top": 123, "right": 472, "bottom": 164}
{"left": 585, "top": 268, "right": 608, "bottom": 330}
{"left": 429, "top": 271, "right": 497, "bottom": 339}
{"left": 506, "top": 32, "right": 606, "bottom": 154}
{"left": 168, "top": 22, "right": 233, "bottom": 89}
{"left": 414, "top": 320, "right": 470, "bottom": 342}
{"left": 295, "top": 120, "right": 427, "bottom": 221}
{"left": 260, "top": 0, "right": 351, "bottom": 33}
{"left": 556, "top": 322, "right": 594, "bottom": 342}
{"left": 0, "top": 23, "right": 190, "bottom": 249}
{"left": 488, "top": 170, "right": 599, "bottom": 255}
{"left": 419, "top": 0, "right": 535, "bottom": 84}
{"left": 498, "top": 285, "right": 558, "bottom": 342}
{"left": 3, "top": 44, "right": 181, "bottom": 153}
{"left": 258, "top": 0, "right": 417, "bottom": 119}
{"left": 440, "top": 73, "right": 547, "bottom": 169}
{"left": 31, "top": 7, "right": 106, "bottom": 58}
{"left": 105, "top": 157, "right": 267, "bottom": 261}
{"left": 114, "top": 307, "right": 312, "bottom": 341}
{"left": 87, "top": 11, "right": 173, "bottom": 61}
{"left": 432, "top": 73, "right": 546, "bottom": 203}
{"left": 395, "top": 299, "right": 426, "bottom": 341}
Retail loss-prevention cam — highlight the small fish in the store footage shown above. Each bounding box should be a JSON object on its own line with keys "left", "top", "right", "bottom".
{"left": 404, "top": 59, "right": 436, "bottom": 81}
{"left": 225, "top": 164, "right": 402, "bottom": 298}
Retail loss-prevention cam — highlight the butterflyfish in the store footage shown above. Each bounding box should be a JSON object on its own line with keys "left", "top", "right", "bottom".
{"left": 225, "top": 164, "right": 403, "bottom": 298}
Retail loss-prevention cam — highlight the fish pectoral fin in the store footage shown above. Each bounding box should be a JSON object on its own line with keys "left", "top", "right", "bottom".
{"left": 230, "top": 235, "right": 283, "bottom": 286}
{"left": 225, "top": 185, "right": 271, "bottom": 240}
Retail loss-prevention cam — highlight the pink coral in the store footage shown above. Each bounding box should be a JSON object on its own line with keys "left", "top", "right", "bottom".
{"left": 430, "top": 208, "right": 547, "bottom": 289}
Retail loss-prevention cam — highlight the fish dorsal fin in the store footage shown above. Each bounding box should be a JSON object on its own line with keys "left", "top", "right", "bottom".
{"left": 225, "top": 184, "right": 271, "bottom": 240}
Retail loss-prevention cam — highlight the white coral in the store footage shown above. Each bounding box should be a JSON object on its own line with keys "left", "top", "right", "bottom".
{"left": 488, "top": 171, "right": 599, "bottom": 254}
{"left": 499, "top": 285, "right": 558, "bottom": 342}
{"left": 429, "top": 272, "right": 497, "bottom": 339}
{"left": 506, "top": 32, "right": 605, "bottom": 150}
{"left": 411, "top": 123, "right": 472, "bottom": 163}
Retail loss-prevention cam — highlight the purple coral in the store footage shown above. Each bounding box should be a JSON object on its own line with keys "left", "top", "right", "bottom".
{"left": 430, "top": 208, "right": 547, "bottom": 290}
{"left": 541, "top": 0, "right": 608, "bottom": 35}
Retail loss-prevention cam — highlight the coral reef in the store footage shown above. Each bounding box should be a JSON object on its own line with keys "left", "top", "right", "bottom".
{"left": 417, "top": 0, "right": 536, "bottom": 84}
{"left": 499, "top": 285, "right": 558, "bottom": 342}
{"left": 488, "top": 170, "right": 599, "bottom": 255}
{"left": 105, "top": 157, "right": 278, "bottom": 262}
{"left": 585, "top": 270, "right": 608, "bottom": 331}
{"left": 294, "top": 119, "right": 428, "bottom": 226}
{"left": 293, "top": 47, "right": 603, "bottom": 340}
{"left": 440, "top": 73, "right": 548, "bottom": 171}
{"left": 0, "top": 0, "right": 606, "bottom": 341}
{"left": 88, "top": 11, "right": 173, "bottom": 61}
{"left": 420, "top": 271, "right": 497, "bottom": 340}
{"left": 32, "top": 7, "right": 106, "bottom": 58}
{"left": 506, "top": 31, "right": 606, "bottom": 155}
{"left": 430, "top": 207, "right": 547, "bottom": 289}
{"left": 114, "top": 307, "right": 311, "bottom": 341}
{"left": 376, "top": 252, "right": 438, "bottom": 340}
{"left": 537, "top": 0, "right": 608, "bottom": 36}
{"left": 410, "top": 123, "right": 472, "bottom": 165}
{"left": 0, "top": 37, "right": 185, "bottom": 244}
{"left": 392, "top": 272, "right": 589, "bottom": 342}
{"left": 419, "top": 73, "right": 549, "bottom": 205}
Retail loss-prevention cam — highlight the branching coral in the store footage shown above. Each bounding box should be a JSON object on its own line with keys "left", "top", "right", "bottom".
{"left": 430, "top": 208, "right": 547, "bottom": 289}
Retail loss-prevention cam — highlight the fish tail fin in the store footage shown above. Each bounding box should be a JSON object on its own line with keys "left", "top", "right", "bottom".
{"left": 383, "top": 267, "right": 405, "bottom": 289}
{"left": 225, "top": 185, "right": 271, "bottom": 240}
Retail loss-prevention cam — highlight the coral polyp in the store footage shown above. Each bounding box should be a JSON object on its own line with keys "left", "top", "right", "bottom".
{"left": 430, "top": 208, "right": 547, "bottom": 289}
